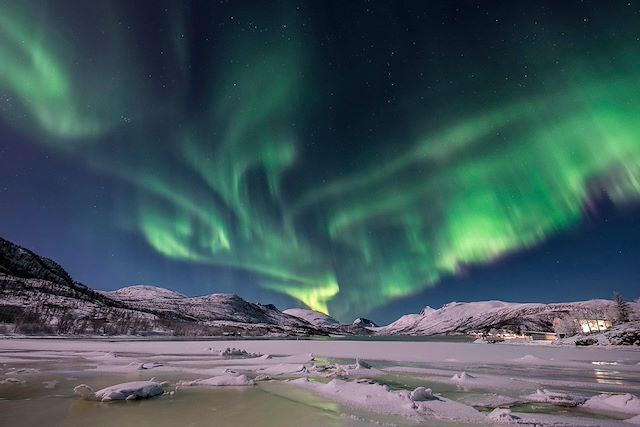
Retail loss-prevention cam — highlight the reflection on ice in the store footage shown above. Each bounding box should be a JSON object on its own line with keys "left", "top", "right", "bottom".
{"left": 593, "top": 368, "right": 625, "bottom": 386}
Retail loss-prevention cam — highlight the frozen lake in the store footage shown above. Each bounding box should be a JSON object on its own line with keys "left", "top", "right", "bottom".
{"left": 1, "top": 338, "right": 639, "bottom": 426}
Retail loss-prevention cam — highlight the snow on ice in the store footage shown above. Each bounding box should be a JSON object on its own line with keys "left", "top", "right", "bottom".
{"left": 74, "top": 380, "right": 166, "bottom": 401}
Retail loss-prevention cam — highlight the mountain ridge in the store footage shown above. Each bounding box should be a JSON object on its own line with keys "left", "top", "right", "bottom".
{"left": 379, "top": 299, "right": 639, "bottom": 335}
{"left": 0, "top": 236, "right": 636, "bottom": 339}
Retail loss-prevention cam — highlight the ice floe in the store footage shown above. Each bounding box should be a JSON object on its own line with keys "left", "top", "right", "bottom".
{"left": 74, "top": 380, "right": 166, "bottom": 401}
{"left": 316, "top": 358, "right": 384, "bottom": 378}
{"left": 4, "top": 367, "right": 39, "bottom": 375}
{"left": 256, "top": 363, "right": 307, "bottom": 376}
{"left": 488, "top": 408, "right": 520, "bottom": 423}
{"left": 626, "top": 414, "right": 640, "bottom": 425}
{"left": 409, "top": 386, "right": 433, "bottom": 401}
{"left": 177, "top": 374, "right": 255, "bottom": 387}
{"left": 451, "top": 371, "right": 475, "bottom": 382}
{"left": 583, "top": 393, "right": 640, "bottom": 416}
{"left": 288, "top": 377, "right": 486, "bottom": 423}
{"left": 521, "top": 388, "right": 587, "bottom": 407}
{"left": 0, "top": 377, "right": 26, "bottom": 384}
{"left": 42, "top": 380, "right": 59, "bottom": 389}
{"left": 457, "top": 392, "right": 524, "bottom": 409}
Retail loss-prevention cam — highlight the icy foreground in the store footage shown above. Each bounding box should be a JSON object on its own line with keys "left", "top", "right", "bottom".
{"left": 1, "top": 338, "right": 640, "bottom": 426}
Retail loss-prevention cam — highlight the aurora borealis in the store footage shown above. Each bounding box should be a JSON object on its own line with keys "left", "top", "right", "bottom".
{"left": 1, "top": 1, "right": 640, "bottom": 321}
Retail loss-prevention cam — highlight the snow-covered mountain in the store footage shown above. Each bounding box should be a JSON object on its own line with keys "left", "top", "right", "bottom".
{"left": 379, "top": 300, "right": 639, "bottom": 335}
{"left": 283, "top": 308, "right": 375, "bottom": 335}
{"left": 283, "top": 308, "right": 342, "bottom": 328}
{"left": 0, "top": 236, "right": 158, "bottom": 335}
{"left": 2, "top": 236, "right": 636, "bottom": 339}
{"left": 105, "top": 285, "right": 323, "bottom": 334}
{"left": 0, "top": 237, "right": 326, "bottom": 336}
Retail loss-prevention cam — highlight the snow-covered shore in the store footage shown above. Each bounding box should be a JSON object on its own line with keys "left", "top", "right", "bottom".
{"left": 1, "top": 337, "right": 637, "bottom": 364}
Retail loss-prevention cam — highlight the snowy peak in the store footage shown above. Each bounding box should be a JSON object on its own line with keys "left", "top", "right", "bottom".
{"left": 283, "top": 308, "right": 341, "bottom": 328}
{"left": 439, "top": 300, "right": 513, "bottom": 312}
{"left": 353, "top": 317, "right": 378, "bottom": 328}
{"left": 108, "top": 285, "right": 187, "bottom": 300}
{"left": 420, "top": 306, "right": 435, "bottom": 316}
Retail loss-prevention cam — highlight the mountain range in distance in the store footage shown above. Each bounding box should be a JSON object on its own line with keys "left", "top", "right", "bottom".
{"left": 0, "top": 236, "right": 636, "bottom": 338}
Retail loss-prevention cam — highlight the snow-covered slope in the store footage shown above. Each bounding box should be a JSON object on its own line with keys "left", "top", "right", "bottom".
{"left": 107, "top": 285, "right": 187, "bottom": 300}
{"left": 106, "top": 286, "right": 323, "bottom": 334}
{"left": 283, "top": 308, "right": 341, "bottom": 329}
{"left": 379, "top": 300, "right": 639, "bottom": 336}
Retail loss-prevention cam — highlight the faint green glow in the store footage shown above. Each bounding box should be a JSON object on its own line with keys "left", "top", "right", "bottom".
{"left": 0, "top": 6, "right": 105, "bottom": 138}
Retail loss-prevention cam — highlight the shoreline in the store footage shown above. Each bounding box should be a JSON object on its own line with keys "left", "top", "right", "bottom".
{"left": 1, "top": 337, "right": 638, "bottom": 364}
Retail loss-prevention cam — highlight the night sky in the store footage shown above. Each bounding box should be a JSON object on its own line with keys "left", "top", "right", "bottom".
{"left": 1, "top": 0, "right": 639, "bottom": 323}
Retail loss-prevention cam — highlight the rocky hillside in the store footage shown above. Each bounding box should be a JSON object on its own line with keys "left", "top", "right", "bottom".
{"left": 0, "top": 273, "right": 159, "bottom": 335}
{"left": 379, "top": 300, "right": 639, "bottom": 336}
{"left": 353, "top": 318, "right": 378, "bottom": 327}
{"left": 0, "top": 236, "right": 75, "bottom": 287}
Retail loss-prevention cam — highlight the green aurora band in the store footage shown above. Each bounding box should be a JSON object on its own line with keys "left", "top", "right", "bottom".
{"left": 1, "top": 2, "right": 640, "bottom": 318}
